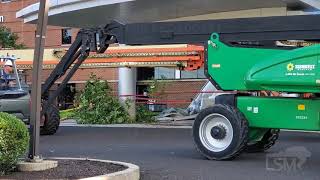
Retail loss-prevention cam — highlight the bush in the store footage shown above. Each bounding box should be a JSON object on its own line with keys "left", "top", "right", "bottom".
{"left": 0, "top": 112, "right": 29, "bottom": 175}
{"left": 76, "top": 74, "right": 130, "bottom": 124}
{"left": 136, "top": 105, "right": 157, "bottom": 123}
{"left": 147, "top": 79, "right": 169, "bottom": 99}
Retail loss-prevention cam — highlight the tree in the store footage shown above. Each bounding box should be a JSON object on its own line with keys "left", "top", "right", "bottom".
{"left": 0, "top": 26, "right": 25, "bottom": 49}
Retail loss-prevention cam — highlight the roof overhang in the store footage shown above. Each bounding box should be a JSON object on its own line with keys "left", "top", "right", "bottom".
{"left": 284, "top": 0, "right": 320, "bottom": 11}
{"left": 16, "top": 0, "right": 293, "bottom": 28}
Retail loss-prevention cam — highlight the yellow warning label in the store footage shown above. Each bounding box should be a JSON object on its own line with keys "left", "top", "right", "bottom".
{"left": 298, "top": 104, "right": 305, "bottom": 111}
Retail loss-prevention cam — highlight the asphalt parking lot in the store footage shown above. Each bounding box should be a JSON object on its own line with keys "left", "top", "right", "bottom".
{"left": 39, "top": 126, "right": 320, "bottom": 180}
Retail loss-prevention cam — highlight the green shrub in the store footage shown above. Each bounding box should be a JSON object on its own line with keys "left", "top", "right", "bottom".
{"left": 147, "top": 79, "right": 169, "bottom": 100}
{"left": 76, "top": 74, "right": 130, "bottom": 124}
{"left": 136, "top": 105, "right": 157, "bottom": 123}
{"left": 0, "top": 112, "right": 29, "bottom": 175}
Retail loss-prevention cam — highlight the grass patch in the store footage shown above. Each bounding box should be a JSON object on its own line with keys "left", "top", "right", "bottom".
{"left": 60, "top": 108, "right": 78, "bottom": 120}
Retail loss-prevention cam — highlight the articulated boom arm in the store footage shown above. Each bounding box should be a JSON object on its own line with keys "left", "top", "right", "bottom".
{"left": 42, "top": 15, "right": 320, "bottom": 106}
{"left": 42, "top": 25, "right": 117, "bottom": 105}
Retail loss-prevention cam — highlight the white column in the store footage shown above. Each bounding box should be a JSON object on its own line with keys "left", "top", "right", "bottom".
{"left": 118, "top": 67, "right": 137, "bottom": 119}
{"left": 175, "top": 69, "right": 181, "bottom": 79}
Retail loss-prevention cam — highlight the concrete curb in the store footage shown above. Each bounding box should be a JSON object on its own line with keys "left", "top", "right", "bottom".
{"left": 60, "top": 122, "right": 192, "bottom": 129}
{"left": 51, "top": 157, "right": 140, "bottom": 180}
{"left": 281, "top": 129, "right": 320, "bottom": 134}
{"left": 60, "top": 119, "right": 320, "bottom": 133}
{"left": 59, "top": 123, "right": 320, "bottom": 133}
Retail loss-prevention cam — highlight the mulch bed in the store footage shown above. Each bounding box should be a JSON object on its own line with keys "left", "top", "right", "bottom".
{"left": 1, "top": 159, "right": 127, "bottom": 179}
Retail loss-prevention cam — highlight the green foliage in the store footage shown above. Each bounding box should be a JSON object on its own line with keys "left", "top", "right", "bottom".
{"left": 147, "top": 79, "right": 169, "bottom": 99}
{"left": 76, "top": 74, "right": 130, "bottom": 124}
{"left": 0, "top": 26, "right": 26, "bottom": 49}
{"left": 136, "top": 105, "right": 157, "bottom": 123}
{"left": 60, "top": 108, "right": 78, "bottom": 120}
{"left": 0, "top": 112, "right": 29, "bottom": 175}
{"left": 134, "top": 79, "right": 169, "bottom": 123}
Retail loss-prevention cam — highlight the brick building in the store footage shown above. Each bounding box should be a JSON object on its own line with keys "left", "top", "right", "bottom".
{"left": 2, "top": 45, "right": 207, "bottom": 110}
{"left": 0, "top": 0, "right": 210, "bottom": 110}
{"left": 0, "top": 0, "right": 78, "bottom": 48}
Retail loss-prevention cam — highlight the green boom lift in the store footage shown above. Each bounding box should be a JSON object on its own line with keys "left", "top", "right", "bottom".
{"left": 42, "top": 15, "right": 320, "bottom": 160}
{"left": 194, "top": 33, "right": 320, "bottom": 160}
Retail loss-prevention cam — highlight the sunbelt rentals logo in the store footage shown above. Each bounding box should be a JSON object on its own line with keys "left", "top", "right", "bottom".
{"left": 287, "top": 63, "right": 294, "bottom": 71}
{"left": 286, "top": 63, "right": 315, "bottom": 72}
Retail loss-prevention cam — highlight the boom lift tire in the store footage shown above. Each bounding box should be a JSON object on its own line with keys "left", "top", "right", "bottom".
{"left": 246, "top": 129, "right": 280, "bottom": 153}
{"left": 40, "top": 104, "right": 60, "bottom": 135}
{"left": 193, "top": 104, "right": 249, "bottom": 160}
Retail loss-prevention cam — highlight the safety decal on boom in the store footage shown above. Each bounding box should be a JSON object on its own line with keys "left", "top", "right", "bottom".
{"left": 247, "top": 106, "right": 259, "bottom": 114}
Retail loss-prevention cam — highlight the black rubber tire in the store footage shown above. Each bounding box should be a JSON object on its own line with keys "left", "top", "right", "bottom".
{"left": 192, "top": 104, "right": 249, "bottom": 160}
{"left": 245, "top": 129, "right": 280, "bottom": 153}
{"left": 40, "top": 105, "right": 60, "bottom": 135}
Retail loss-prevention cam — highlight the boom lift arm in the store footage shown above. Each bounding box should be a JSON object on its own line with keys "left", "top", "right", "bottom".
{"left": 41, "top": 26, "right": 116, "bottom": 107}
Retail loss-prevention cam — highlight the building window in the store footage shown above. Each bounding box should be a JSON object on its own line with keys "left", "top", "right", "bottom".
{"left": 137, "top": 67, "right": 154, "bottom": 80}
{"left": 155, "top": 67, "right": 175, "bottom": 79}
{"left": 197, "top": 68, "right": 206, "bottom": 78}
{"left": 61, "top": 28, "right": 72, "bottom": 45}
{"left": 181, "top": 68, "right": 206, "bottom": 79}
{"left": 1, "top": 0, "right": 11, "bottom": 3}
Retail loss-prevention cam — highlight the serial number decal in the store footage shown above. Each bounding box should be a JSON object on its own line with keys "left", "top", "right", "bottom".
{"left": 295, "top": 116, "right": 308, "bottom": 120}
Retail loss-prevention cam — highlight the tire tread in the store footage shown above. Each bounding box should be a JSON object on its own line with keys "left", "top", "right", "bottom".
{"left": 40, "top": 105, "right": 60, "bottom": 135}
{"left": 193, "top": 104, "right": 249, "bottom": 160}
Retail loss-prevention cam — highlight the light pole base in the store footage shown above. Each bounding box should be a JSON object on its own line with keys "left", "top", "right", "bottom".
{"left": 26, "top": 156, "right": 43, "bottom": 163}
{"left": 17, "top": 159, "right": 58, "bottom": 172}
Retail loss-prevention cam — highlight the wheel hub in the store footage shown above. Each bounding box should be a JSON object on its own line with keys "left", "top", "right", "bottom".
{"left": 198, "top": 113, "right": 234, "bottom": 152}
{"left": 210, "top": 125, "right": 226, "bottom": 140}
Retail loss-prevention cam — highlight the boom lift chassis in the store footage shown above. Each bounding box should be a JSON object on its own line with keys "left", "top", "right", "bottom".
{"left": 42, "top": 15, "right": 320, "bottom": 160}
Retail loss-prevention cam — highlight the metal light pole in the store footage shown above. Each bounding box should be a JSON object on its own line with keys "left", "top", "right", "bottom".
{"left": 28, "top": 0, "right": 50, "bottom": 160}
